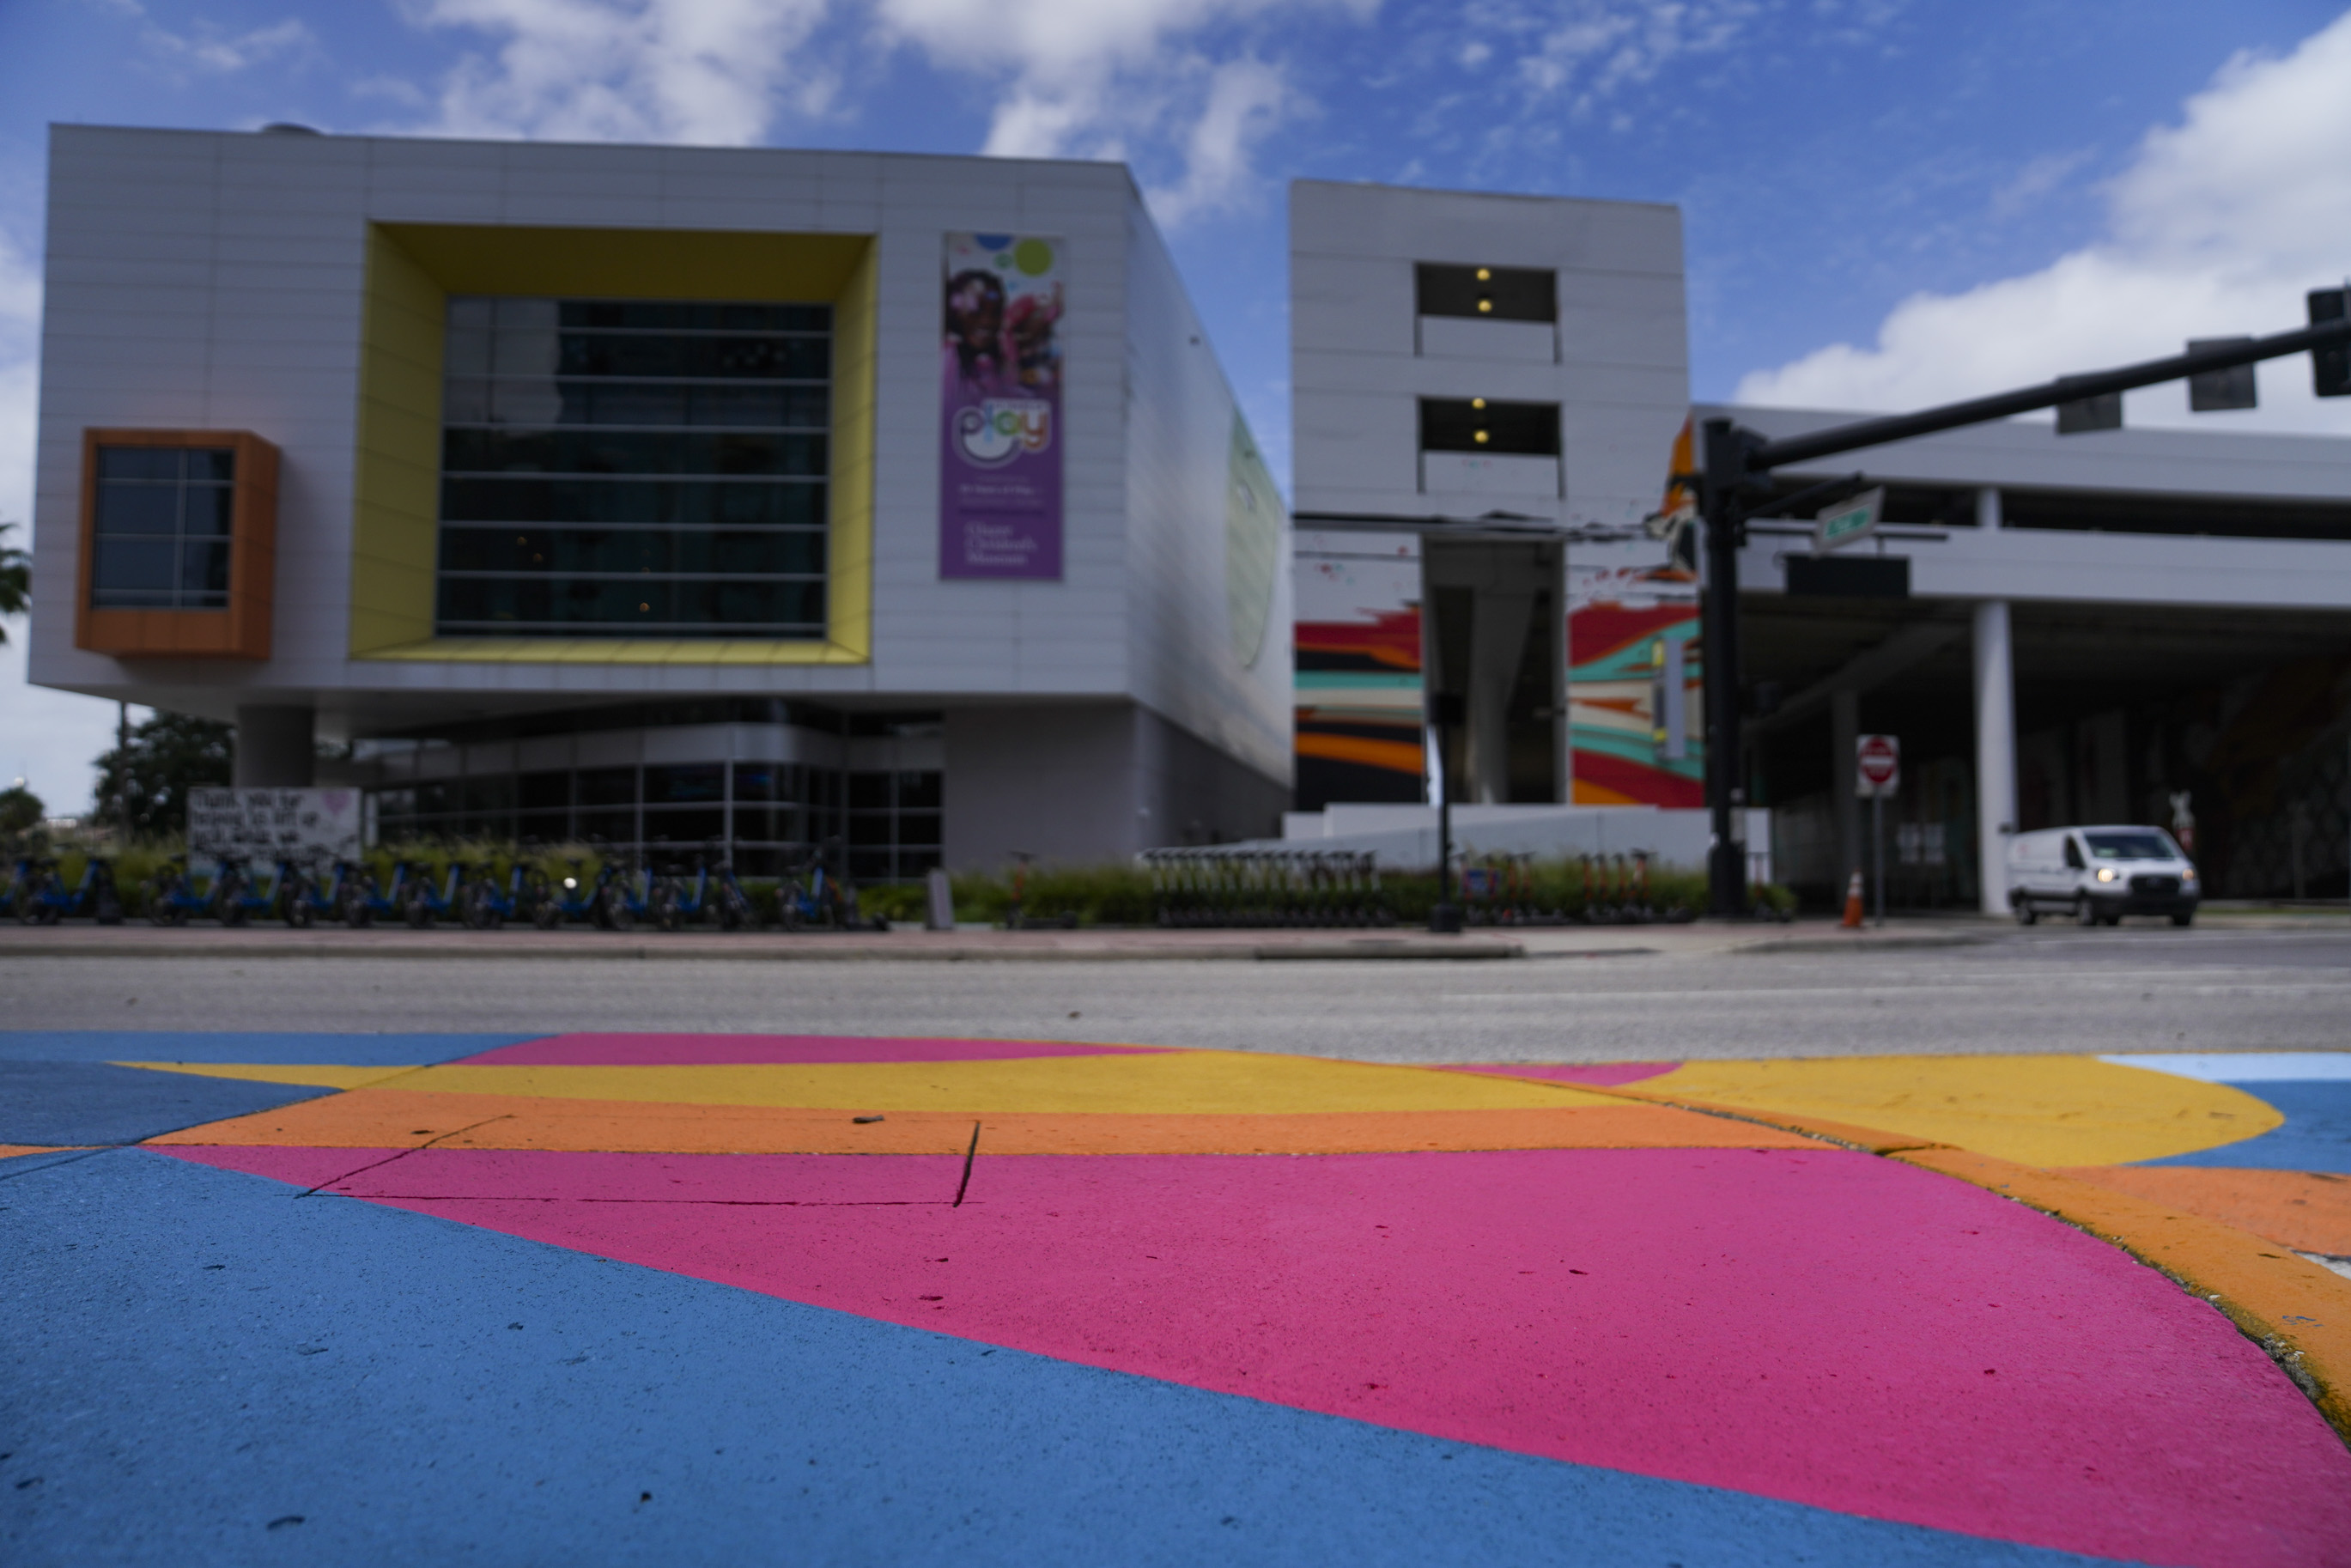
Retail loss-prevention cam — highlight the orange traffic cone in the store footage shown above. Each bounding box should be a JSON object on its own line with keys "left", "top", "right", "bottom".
{"left": 1840, "top": 869, "right": 1865, "bottom": 928}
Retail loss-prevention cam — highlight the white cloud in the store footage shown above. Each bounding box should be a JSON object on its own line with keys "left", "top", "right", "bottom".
{"left": 1505, "top": 0, "right": 1759, "bottom": 108}
{"left": 1145, "top": 56, "right": 1292, "bottom": 225}
{"left": 1736, "top": 11, "right": 2351, "bottom": 433}
{"left": 878, "top": 0, "right": 1368, "bottom": 224}
{"left": 402, "top": 0, "right": 834, "bottom": 144}
{"left": 96, "top": 1, "right": 321, "bottom": 77}
{"left": 0, "top": 228, "right": 122, "bottom": 817}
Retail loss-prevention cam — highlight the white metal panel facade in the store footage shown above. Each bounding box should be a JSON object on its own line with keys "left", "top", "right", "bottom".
{"left": 30, "top": 125, "right": 1287, "bottom": 792}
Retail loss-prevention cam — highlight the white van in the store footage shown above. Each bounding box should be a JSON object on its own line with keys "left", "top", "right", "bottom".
{"left": 2008, "top": 825, "right": 2200, "bottom": 927}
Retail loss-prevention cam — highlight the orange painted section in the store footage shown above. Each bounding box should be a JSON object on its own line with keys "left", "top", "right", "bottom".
{"left": 2051, "top": 1166, "right": 2351, "bottom": 1257}
{"left": 1293, "top": 732, "right": 1427, "bottom": 773}
{"left": 1, "top": 1145, "right": 71, "bottom": 1161}
{"left": 1570, "top": 779, "right": 1643, "bottom": 806}
{"left": 147, "top": 1087, "right": 1823, "bottom": 1157}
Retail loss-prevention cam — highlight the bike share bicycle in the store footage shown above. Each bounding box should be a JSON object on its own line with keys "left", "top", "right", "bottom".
{"left": 10, "top": 854, "right": 125, "bottom": 925}
{"left": 143, "top": 854, "right": 237, "bottom": 927}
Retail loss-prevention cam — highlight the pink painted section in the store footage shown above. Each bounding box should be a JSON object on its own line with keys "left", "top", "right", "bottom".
{"left": 456, "top": 1033, "right": 1173, "bottom": 1066}
{"left": 1442, "top": 1062, "right": 1678, "bottom": 1087}
{"left": 178, "top": 1142, "right": 2351, "bottom": 1565}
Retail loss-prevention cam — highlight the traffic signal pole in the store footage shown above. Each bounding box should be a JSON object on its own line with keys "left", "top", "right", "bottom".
{"left": 1700, "top": 310, "right": 2351, "bottom": 919}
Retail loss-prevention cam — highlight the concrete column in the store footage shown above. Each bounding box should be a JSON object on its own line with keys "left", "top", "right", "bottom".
{"left": 1832, "top": 687, "right": 1860, "bottom": 883}
{"left": 1972, "top": 599, "right": 2018, "bottom": 916}
{"left": 234, "top": 705, "right": 315, "bottom": 787}
{"left": 1468, "top": 587, "right": 1535, "bottom": 805}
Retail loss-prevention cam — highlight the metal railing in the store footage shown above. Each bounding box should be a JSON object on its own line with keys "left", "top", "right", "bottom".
{"left": 1142, "top": 848, "right": 1390, "bottom": 927}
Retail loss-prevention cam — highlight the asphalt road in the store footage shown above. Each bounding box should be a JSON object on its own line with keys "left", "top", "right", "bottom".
{"left": 5, "top": 923, "right": 2348, "bottom": 1061}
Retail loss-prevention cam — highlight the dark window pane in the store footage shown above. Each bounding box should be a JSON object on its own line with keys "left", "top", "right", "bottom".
{"left": 1415, "top": 264, "right": 1556, "bottom": 323}
{"left": 731, "top": 805, "right": 775, "bottom": 840}
{"left": 896, "top": 812, "right": 941, "bottom": 848}
{"left": 577, "top": 808, "right": 635, "bottom": 843}
{"left": 731, "top": 763, "right": 780, "bottom": 803}
{"left": 183, "top": 486, "right": 234, "bottom": 537}
{"left": 900, "top": 848, "right": 941, "bottom": 878}
{"left": 646, "top": 763, "right": 724, "bottom": 804}
{"left": 848, "top": 772, "right": 890, "bottom": 809}
{"left": 516, "top": 808, "right": 570, "bottom": 843}
{"left": 642, "top": 806, "right": 724, "bottom": 841}
{"left": 848, "top": 848, "right": 890, "bottom": 881}
{"left": 896, "top": 771, "right": 942, "bottom": 811}
{"left": 181, "top": 541, "right": 232, "bottom": 595}
{"left": 519, "top": 771, "right": 571, "bottom": 810}
{"left": 186, "top": 449, "right": 235, "bottom": 483}
{"left": 1419, "top": 398, "right": 1560, "bottom": 457}
{"left": 97, "top": 447, "right": 181, "bottom": 482}
{"left": 459, "top": 776, "right": 515, "bottom": 813}
{"left": 95, "top": 483, "right": 179, "bottom": 536}
{"left": 847, "top": 814, "right": 891, "bottom": 847}
{"left": 415, "top": 782, "right": 454, "bottom": 815}
{"left": 91, "top": 540, "right": 178, "bottom": 599}
{"left": 578, "top": 767, "right": 636, "bottom": 806}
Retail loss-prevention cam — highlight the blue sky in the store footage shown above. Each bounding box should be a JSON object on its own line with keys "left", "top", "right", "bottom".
{"left": 3, "top": 0, "right": 2350, "bottom": 809}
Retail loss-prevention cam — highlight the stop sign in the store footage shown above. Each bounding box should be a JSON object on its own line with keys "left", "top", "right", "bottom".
{"left": 1856, "top": 734, "right": 1900, "bottom": 798}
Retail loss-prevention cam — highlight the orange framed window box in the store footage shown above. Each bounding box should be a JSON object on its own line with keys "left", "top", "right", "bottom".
{"left": 75, "top": 428, "right": 278, "bottom": 659}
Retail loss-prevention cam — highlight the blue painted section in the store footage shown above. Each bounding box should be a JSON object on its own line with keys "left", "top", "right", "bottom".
{"left": 0, "top": 1031, "right": 531, "bottom": 1066}
{"left": 2140, "top": 1080, "right": 2351, "bottom": 1172}
{"left": 0, "top": 1062, "right": 337, "bottom": 1147}
{"left": 0, "top": 1150, "right": 2120, "bottom": 1567}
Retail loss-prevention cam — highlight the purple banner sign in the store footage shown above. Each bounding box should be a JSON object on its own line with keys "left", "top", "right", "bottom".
{"left": 940, "top": 233, "right": 1064, "bottom": 580}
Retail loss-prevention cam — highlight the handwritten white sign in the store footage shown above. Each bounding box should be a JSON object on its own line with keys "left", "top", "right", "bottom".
{"left": 187, "top": 788, "right": 363, "bottom": 866}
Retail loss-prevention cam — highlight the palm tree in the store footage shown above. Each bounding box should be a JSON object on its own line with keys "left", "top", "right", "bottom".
{"left": 0, "top": 520, "right": 27, "bottom": 643}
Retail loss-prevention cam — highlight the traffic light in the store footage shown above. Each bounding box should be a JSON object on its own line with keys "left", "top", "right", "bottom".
{"left": 2314, "top": 288, "right": 2350, "bottom": 398}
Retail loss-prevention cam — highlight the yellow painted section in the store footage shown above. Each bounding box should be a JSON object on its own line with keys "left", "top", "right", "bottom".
{"left": 117, "top": 1062, "right": 421, "bottom": 1092}
{"left": 349, "top": 222, "right": 875, "bottom": 665}
{"left": 361, "top": 1052, "right": 1621, "bottom": 1117}
{"left": 1643, "top": 1054, "right": 2282, "bottom": 1168}
{"left": 350, "top": 224, "right": 445, "bottom": 653}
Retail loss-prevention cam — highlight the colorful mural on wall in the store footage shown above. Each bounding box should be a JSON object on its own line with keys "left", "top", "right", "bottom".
{"left": 1293, "top": 537, "right": 1709, "bottom": 812}
{"left": 1568, "top": 566, "right": 1704, "bottom": 807}
{"left": 1294, "top": 531, "right": 1425, "bottom": 809}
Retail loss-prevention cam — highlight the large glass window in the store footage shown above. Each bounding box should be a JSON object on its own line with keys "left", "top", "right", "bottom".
{"left": 435, "top": 298, "right": 830, "bottom": 638}
{"left": 89, "top": 447, "right": 235, "bottom": 609}
{"left": 1414, "top": 264, "right": 1556, "bottom": 323}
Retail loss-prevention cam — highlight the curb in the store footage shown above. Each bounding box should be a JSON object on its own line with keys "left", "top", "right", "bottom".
{"left": 1731, "top": 932, "right": 1996, "bottom": 955}
{"left": 0, "top": 937, "right": 1525, "bottom": 963}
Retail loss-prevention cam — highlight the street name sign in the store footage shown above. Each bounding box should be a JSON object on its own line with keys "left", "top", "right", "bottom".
{"left": 1814, "top": 487, "right": 1884, "bottom": 552}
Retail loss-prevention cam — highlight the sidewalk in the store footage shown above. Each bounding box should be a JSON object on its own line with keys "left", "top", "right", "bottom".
{"left": 0, "top": 915, "right": 2006, "bottom": 963}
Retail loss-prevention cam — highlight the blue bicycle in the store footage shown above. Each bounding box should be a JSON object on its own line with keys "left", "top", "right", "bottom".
{"left": 339, "top": 859, "right": 416, "bottom": 928}
{"left": 404, "top": 860, "right": 469, "bottom": 928}
{"left": 463, "top": 860, "right": 540, "bottom": 930}
{"left": 143, "top": 855, "right": 233, "bottom": 927}
{"left": 13, "top": 855, "right": 125, "bottom": 925}
{"left": 275, "top": 859, "right": 354, "bottom": 927}
{"left": 532, "top": 856, "right": 610, "bottom": 929}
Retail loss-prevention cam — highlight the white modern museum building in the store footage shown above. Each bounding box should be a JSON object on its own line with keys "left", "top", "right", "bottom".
{"left": 26, "top": 125, "right": 2351, "bottom": 904}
